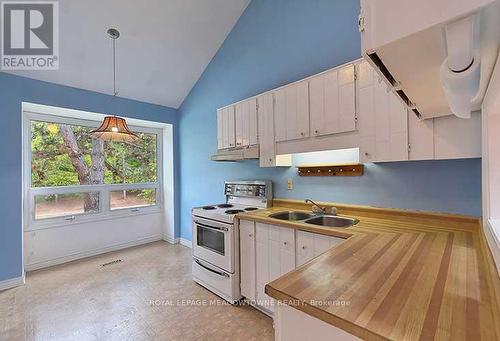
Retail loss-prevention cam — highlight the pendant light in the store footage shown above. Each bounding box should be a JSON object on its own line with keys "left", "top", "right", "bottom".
{"left": 90, "top": 28, "right": 138, "bottom": 142}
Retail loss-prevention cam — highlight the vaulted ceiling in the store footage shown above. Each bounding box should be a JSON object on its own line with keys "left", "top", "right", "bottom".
{"left": 6, "top": 0, "right": 250, "bottom": 108}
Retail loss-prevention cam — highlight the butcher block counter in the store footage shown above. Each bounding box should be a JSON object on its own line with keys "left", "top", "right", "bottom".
{"left": 237, "top": 199, "right": 500, "bottom": 341}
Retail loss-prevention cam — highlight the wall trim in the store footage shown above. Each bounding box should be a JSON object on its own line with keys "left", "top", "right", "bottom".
{"left": 0, "top": 273, "right": 25, "bottom": 292}
{"left": 179, "top": 238, "right": 192, "bottom": 248}
{"left": 485, "top": 220, "right": 500, "bottom": 274}
{"left": 25, "top": 235, "right": 163, "bottom": 271}
{"left": 163, "top": 235, "right": 179, "bottom": 244}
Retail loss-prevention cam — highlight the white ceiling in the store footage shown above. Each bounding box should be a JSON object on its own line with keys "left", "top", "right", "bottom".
{"left": 7, "top": 0, "right": 250, "bottom": 108}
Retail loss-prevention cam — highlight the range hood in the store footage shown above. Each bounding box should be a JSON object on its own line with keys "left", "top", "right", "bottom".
{"left": 211, "top": 146, "right": 259, "bottom": 162}
{"left": 360, "top": 0, "right": 500, "bottom": 119}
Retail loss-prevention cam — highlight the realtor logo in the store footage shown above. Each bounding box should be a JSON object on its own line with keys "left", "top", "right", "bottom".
{"left": 1, "top": 1, "right": 59, "bottom": 70}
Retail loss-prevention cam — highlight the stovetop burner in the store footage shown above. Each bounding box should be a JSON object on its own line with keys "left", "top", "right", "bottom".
{"left": 244, "top": 207, "right": 259, "bottom": 211}
{"left": 225, "top": 209, "right": 244, "bottom": 214}
{"left": 218, "top": 204, "right": 233, "bottom": 208}
{"left": 202, "top": 206, "right": 216, "bottom": 210}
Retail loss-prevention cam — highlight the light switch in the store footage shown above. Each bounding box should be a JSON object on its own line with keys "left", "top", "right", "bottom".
{"left": 287, "top": 179, "right": 293, "bottom": 190}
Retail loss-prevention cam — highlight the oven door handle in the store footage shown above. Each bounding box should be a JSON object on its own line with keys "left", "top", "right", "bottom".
{"left": 195, "top": 222, "right": 229, "bottom": 232}
{"left": 195, "top": 259, "right": 230, "bottom": 278}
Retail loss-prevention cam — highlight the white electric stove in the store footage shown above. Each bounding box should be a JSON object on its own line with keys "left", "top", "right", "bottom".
{"left": 191, "top": 180, "right": 272, "bottom": 303}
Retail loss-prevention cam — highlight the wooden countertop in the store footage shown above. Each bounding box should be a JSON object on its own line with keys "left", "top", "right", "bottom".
{"left": 237, "top": 199, "right": 500, "bottom": 341}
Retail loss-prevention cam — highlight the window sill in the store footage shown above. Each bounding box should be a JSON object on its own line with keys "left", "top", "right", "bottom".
{"left": 25, "top": 207, "right": 164, "bottom": 232}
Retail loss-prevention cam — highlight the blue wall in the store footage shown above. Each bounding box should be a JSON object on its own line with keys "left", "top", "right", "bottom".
{"left": 0, "top": 72, "right": 179, "bottom": 282}
{"left": 178, "top": 0, "right": 482, "bottom": 240}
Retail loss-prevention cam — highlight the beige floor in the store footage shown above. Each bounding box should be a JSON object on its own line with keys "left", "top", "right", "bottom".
{"left": 0, "top": 241, "right": 274, "bottom": 341}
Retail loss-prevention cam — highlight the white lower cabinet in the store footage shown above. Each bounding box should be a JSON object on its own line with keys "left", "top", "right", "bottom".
{"left": 255, "top": 223, "right": 295, "bottom": 313}
{"left": 239, "top": 219, "right": 345, "bottom": 315}
{"left": 296, "top": 230, "right": 344, "bottom": 267}
{"left": 239, "top": 220, "right": 256, "bottom": 301}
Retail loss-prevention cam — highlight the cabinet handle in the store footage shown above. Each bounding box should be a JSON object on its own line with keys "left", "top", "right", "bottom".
{"left": 302, "top": 246, "right": 306, "bottom": 250}
{"left": 248, "top": 233, "right": 253, "bottom": 237}
{"left": 315, "top": 130, "right": 319, "bottom": 134}
{"left": 283, "top": 241, "right": 288, "bottom": 246}
{"left": 364, "top": 152, "right": 369, "bottom": 156}
{"left": 300, "top": 132, "right": 304, "bottom": 136}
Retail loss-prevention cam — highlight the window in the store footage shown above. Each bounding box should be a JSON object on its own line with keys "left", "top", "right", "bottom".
{"left": 26, "top": 113, "right": 162, "bottom": 228}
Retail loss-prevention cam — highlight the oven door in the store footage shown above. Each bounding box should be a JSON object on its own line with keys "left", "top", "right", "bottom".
{"left": 192, "top": 216, "right": 233, "bottom": 273}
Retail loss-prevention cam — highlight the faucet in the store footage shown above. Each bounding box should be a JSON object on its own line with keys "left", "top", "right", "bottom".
{"left": 305, "top": 199, "right": 327, "bottom": 214}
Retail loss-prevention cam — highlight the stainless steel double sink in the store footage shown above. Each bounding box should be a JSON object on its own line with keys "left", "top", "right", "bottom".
{"left": 268, "top": 211, "right": 359, "bottom": 228}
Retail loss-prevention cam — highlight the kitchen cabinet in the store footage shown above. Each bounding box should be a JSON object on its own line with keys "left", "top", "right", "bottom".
{"left": 235, "top": 98, "right": 258, "bottom": 148}
{"left": 255, "top": 222, "right": 295, "bottom": 313}
{"left": 358, "top": 60, "right": 409, "bottom": 162}
{"left": 239, "top": 219, "right": 346, "bottom": 314}
{"left": 309, "top": 64, "right": 356, "bottom": 137}
{"left": 408, "top": 112, "right": 434, "bottom": 160}
{"left": 274, "top": 81, "right": 310, "bottom": 142}
{"left": 257, "top": 93, "right": 277, "bottom": 167}
{"left": 434, "top": 112, "right": 481, "bottom": 159}
{"left": 296, "top": 230, "right": 344, "bottom": 267}
{"left": 217, "top": 106, "right": 235, "bottom": 149}
{"left": 239, "top": 220, "right": 256, "bottom": 301}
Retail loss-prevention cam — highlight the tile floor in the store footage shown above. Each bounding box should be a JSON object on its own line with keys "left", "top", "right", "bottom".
{"left": 0, "top": 241, "right": 274, "bottom": 341}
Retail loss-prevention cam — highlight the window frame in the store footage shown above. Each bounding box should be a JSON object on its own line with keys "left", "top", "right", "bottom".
{"left": 24, "top": 111, "right": 163, "bottom": 231}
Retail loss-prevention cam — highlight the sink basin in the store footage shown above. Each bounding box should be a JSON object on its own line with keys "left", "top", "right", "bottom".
{"left": 268, "top": 211, "right": 314, "bottom": 221}
{"left": 304, "top": 215, "right": 359, "bottom": 228}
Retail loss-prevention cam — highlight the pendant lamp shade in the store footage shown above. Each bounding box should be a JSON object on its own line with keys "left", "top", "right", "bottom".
{"left": 90, "top": 116, "right": 138, "bottom": 142}
{"left": 91, "top": 28, "right": 137, "bottom": 142}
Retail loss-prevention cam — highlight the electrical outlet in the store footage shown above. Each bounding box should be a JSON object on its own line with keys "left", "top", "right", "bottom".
{"left": 287, "top": 179, "right": 293, "bottom": 190}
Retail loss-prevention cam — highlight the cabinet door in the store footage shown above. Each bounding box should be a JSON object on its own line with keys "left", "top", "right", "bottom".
{"left": 408, "top": 112, "right": 434, "bottom": 160}
{"left": 373, "top": 78, "right": 409, "bottom": 162}
{"left": 433, "top": 112, "right": 481, "bottom": 159}
{"left": 357, "top": 61, "right": 377, "bottom": 163}
{"left": 296, "top": 231, "right": 344, "bottom": 266}
{"left": 310, "top": 64, "right": 356, "bottom": 137}
{"left": 274, "top": 82, "right": 309, "bottom": 142}
{"left": 239, "top": 220, "right": 256, "bottom": 301}
{"left": 258, "top": 93, "right": 277, "bottom": 167}
{"left": 255, "top": 223, "right": 274, "bottom": 312}
{"left": 216, "top": 109, "right": 223, "bottom": 150}
{"left": 235, "top": 98, "right": 258, "bottom": 148}
{"left": 296, "top": 230, "right": 315, "bottom": 267}
{"left": 222, "top": 106, "right": 235, "bottom": 149}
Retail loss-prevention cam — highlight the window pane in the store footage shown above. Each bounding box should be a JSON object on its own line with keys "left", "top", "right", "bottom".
{"left": 110, "top": 189, "right": 157, "bottom": 210}
{"left": 35, "top": 192, "right": 100, "bottom": 220}
{"left": 104, "top": 132, "right": 157, "bottom": 184}
{"left": 31, "top": 121, "right": 94, "bottom": 187}
{"left": 31, "top": 120, "right": 158, "bottom": 188}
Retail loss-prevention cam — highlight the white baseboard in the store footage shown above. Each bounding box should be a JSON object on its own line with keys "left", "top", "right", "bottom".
{"left": 163, "top": 235, "right": 179, "bottom": 244}
{"left": 25, "top": 235, "right": 164, "bottom": 271}
{"left": 179, "top": 238, "right": 192, "bottom": 248}
{"left": 485, "top": 220, "right": 500, "bottom": 274}
{"left": 0, "top": 273, "right": 25, "bottom": 292}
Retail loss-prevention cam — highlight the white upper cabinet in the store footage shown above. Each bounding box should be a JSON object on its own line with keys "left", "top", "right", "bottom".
{"left": 235, "top": 98, "right": 258, "bottom": 148}
{"left": 274, "top": 81, "right": 310, "bottom": 142}
{"left": 434, "top": 112, "right": 481, "bottom": 159}
{"left": 216, "top": 109, "right": 223, "bottom": 150}
{"left": 309, "top": 64, "right": 356, "bottom": 137}
{"left": 408, "top": 112, "right": 434, "bottom": 160}
{"left": 374, "top": 81, "right": 409, "bottom": 162}
{"left": 358, "top": 61, "right": 409, "bottom": 162}
{"left": 360, "top": 0, "right": 498, "bottom": 119}
{"left": 257, "top": 93, "right": 277, "bottom": 167}
{"left": 217, "top": 106, "right": 235, "bottom": 149}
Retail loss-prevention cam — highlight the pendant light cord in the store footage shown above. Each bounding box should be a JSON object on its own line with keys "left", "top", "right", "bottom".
{"left": 112, "top": 37, "right": 117, "bottom": 97}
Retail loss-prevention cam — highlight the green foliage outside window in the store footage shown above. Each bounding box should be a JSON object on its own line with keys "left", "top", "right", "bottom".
{"left": 31, "top": 121, "right": 158, "bottom": 206}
